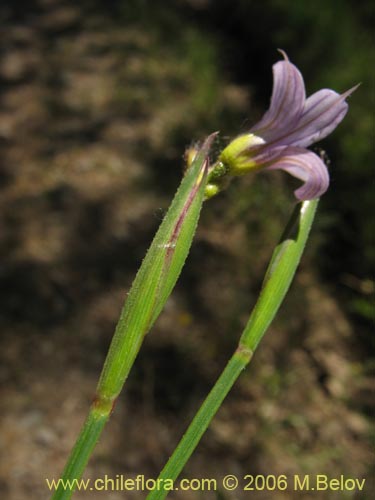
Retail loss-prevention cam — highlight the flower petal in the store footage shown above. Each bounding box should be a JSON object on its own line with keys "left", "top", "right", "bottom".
{"left": 267, "top": 147, "right": 329, "bottom": 200}
{"left": 286, "top": 86, "right": 358, "bottom": 148}
{"left": 250, "top": 143, "right": 288, "bottom": 166}
{"left": 250, "top": 52, "right": 306, "bottom": 141}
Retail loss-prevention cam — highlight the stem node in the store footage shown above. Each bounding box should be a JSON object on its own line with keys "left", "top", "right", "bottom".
{"left": 92, "top": 394, "right": 117, "bottom": 417}
{"left": 235, "top": 344, "right": 253, "bottom": 364}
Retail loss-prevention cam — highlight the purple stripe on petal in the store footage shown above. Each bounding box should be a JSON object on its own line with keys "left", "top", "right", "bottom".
{"left": 267, "top": 147, "right": 329, "bottom": 200}
{"left": 250, "top": 53, "right": 306, "bottom": 142}
{"left": 250, "top": 144, "right": 288, "bottom": 166}
{"left": 285, "top": 85, "right": 358, "bottom": 148}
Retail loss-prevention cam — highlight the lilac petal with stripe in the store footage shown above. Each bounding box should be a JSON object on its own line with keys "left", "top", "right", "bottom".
{"left": 285, "top": 86, "right": 358, "bottom": 148}
{"left": 267, "top": 147, "right": 330, "bottom": 200}
{"left": 251, "top": 54, "right": 305, "bottom": 141}
{"left": 250, "top": 144, "right": 288, "bottom": 166}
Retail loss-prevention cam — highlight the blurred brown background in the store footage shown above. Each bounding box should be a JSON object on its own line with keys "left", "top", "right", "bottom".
{"left": 0, "top": 0, "right": 373, "bottom": 498}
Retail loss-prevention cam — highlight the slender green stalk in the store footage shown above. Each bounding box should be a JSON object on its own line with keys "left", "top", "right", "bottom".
{"left": 49, "top": 408, "right": 109, "bottom": 500}
{"left": 51, "top": 135, "right": 215, "bottom": 500}
{"left": 146, "top": 347, "right": 252, "bottom": 500}
{"left": 147, "top": 199, "right": 318, "bottom": 500}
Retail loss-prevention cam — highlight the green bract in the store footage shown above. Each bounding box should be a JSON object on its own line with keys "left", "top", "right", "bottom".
{"left": 51, "top": 134, "right": 215, "bottom": 500}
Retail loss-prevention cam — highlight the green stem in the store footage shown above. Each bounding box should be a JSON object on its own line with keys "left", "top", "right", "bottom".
{"left": 147, "top": 199, "right": 318, "bottom": 500}
{"left": 147, "top": 346, "right": 252, "bottom": 500}
{"left": 51, "top": 404, "right": 109, "bottom": 500}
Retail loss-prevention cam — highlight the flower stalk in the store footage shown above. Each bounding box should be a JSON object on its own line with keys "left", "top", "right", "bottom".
{"left": 147, "top": 199, "right": 319, "bottom": 500}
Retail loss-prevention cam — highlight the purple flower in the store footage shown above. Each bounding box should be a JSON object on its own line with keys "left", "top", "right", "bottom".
{"left": 218, "top": 51, "right": 358, "bottom": 200}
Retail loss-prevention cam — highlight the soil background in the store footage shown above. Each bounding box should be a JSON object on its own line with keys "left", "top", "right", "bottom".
{"left": 0, "top": 1, "right": 373, "bottom": 499}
